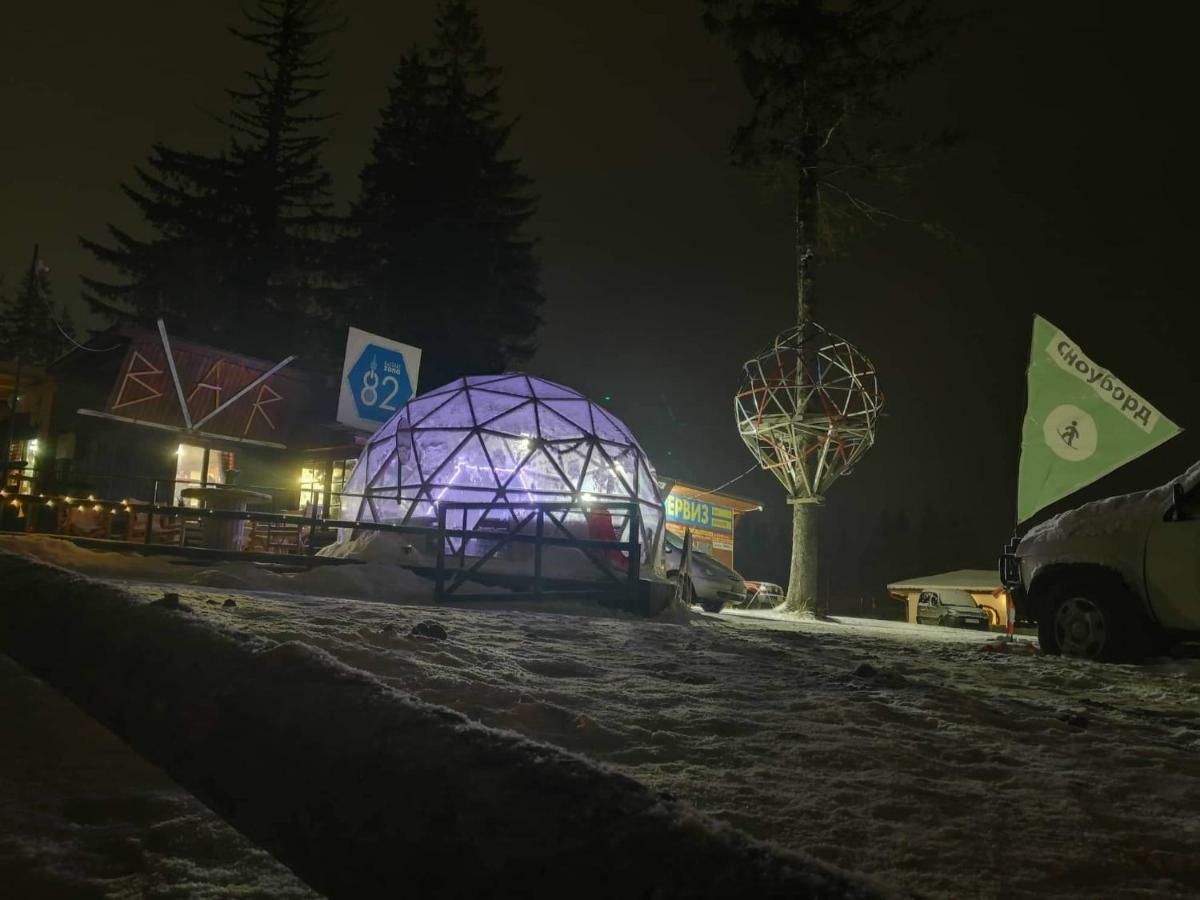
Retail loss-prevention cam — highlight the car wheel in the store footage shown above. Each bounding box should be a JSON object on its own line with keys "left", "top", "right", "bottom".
{"left": 938, "top": 615, "right": 953, "bottom": 628}
{"left": 701, "top": 599, "right": 725, "bottom": 614}
{"left": 1036, "top": 572, "right": 1150, "bottom": 662}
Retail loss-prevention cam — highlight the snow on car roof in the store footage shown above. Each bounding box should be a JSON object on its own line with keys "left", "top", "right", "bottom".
{"left": 886, "top": 569, "right": 1003, "bottom": 593}
{"left": 1022, "top": 459, "right": 1200, "bottom": 545}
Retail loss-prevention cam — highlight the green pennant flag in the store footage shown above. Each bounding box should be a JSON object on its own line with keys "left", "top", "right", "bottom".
{"left": 1017, "top": 315, "right": 1181, "bottom": 523}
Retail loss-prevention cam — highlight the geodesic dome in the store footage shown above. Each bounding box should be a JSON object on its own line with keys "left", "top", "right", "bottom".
{"left": 341, "top": 373, "right": 665, "bottom": 563}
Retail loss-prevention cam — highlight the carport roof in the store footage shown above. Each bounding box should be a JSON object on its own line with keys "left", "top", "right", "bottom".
{"left": 886, "top": 569, "right": 1003, "bottom": 593}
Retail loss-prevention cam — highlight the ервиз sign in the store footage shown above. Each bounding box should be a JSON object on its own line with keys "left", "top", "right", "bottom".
{"left": 664, "top": 493, "right": 734, "bottom": 534}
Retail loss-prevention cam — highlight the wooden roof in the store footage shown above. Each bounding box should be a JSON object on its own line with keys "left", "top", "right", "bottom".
{"left": 886, "top": 569, "right": 1003, "bottom": 593}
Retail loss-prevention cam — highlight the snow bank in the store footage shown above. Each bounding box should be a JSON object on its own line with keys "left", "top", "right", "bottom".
{"left": 0, "top": 549, "right": 891, "bottom": 899}
{"left": 319, "top": 525, "right": 665, "bottom": 588}
{"left": 316, "top": 527, "right": 419, "bottom": 563}
{"left": 0, "top": 533, "right": 508, "bottom": 604}
{"left": 0, "top": 653, "right": 317, "bottom": 898}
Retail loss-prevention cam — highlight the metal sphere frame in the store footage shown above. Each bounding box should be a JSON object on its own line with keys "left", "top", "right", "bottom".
{"left": 735, "top": 321, "right": 883, "bottom": 503}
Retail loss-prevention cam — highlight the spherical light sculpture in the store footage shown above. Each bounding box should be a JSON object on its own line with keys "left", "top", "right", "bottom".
{"left": 340, "top": 374, "right": 665, "bottom": 564}
{"left": 735, "top": 322, "right": 883, "bottom": 502}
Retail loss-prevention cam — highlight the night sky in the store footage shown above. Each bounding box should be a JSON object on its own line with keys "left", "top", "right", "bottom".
{"left": 3, "top": 1, "right": 1197, "bottom": 586}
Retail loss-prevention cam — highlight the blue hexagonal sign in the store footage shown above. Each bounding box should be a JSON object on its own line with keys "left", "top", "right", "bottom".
{"left": 337, "top": 327, "right": 422, "bottom": 432}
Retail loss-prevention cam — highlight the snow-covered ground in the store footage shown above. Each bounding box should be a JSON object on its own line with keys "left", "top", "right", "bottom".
{"left": 0, "top": 652, "right": 317, "bottom": 898}
{"left": 4, "top": 534, "right": 1200, "bottom": 898}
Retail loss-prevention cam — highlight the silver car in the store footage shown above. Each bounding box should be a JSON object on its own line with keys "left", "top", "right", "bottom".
{"left": 662, "top": 531, "right": 748, "bottom": 613}
{"left": 741, "top": 581, "right": 785, "bottom": 609}
{"left": 915, "top": 589, "right": 990, "bottom": 629}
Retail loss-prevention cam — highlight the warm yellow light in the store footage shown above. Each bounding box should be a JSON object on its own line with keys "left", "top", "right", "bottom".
{"left": 87, "top": 494, "right": 95, "bottom": 501}
{"left": 92, "top": 504, "right": 102, "bottom": 512}
{"left": 176, "top": 445, "right": 184, "bottom": 456}
{"left": 64, "top": 496, "right": 72, "bottom": 504}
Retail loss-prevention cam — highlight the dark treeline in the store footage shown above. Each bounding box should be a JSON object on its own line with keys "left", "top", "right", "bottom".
{"left": 0, "top": 246, "right": 74, "bottom": 367}
{"left": 76, "top": 0, "right": 543, "bottom": 385}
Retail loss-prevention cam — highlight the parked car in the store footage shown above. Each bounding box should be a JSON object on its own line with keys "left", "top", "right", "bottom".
{"left": 662, "top": 531, "right": 747, "bottom": 613}
{"left": 741, "top": 580, "right": 785, "bottom": 609}
{"left": 915, "top": 589, "right": 990, "bottom": 629}
{"left": 1001, "top": 460, "right": 1200, "bottom": 662}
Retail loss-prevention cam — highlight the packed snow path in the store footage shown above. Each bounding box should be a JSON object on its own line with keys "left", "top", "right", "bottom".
{"left": 3, "top": 536, "right": 1199, "bottom": 898}
{"left": 119, "top": 585, "right": 1200, "bottom": 898}
{"left": 0, "top": 545, "right": 885, "bottom": 899}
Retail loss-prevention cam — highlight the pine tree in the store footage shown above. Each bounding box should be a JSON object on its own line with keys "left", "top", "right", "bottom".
{"left": 82, "top": 0, "right": 340, "bottom": 359}
{"left": 1, "top": 246, "right": 72, "bottom": 367}
{"left": 348, "top": 0, "right": 543, "bottom": 388}
{"left": 343, "top": 52, "right": 440, "bottom": 342}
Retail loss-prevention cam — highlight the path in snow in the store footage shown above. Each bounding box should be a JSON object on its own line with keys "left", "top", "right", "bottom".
{"left": 4, "top": 535, "right": 1200, "bottom": 898}
{"left": 109, "top": 582, "right": 1200, "bottom": 900}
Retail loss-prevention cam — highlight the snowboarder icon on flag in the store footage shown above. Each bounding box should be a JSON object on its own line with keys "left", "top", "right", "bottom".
{"left": 1058, "top": 420, "right": 1081, "bottom": 448}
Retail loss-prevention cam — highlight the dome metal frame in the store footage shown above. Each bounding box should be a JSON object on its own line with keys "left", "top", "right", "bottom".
{"left": 341, "top": 373, "right": 665, "bottom": 563}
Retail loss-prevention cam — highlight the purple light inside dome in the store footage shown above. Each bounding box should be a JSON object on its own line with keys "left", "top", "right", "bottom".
{"left": 339, "top": 375, "right": 664, "bottom": 562}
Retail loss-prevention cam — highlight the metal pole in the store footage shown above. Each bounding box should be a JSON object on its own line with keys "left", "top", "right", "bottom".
{"left": 3, "top": 354, "right": 20, "bottom": 493}
{"left": 2, "top": 246, "right": 36, "bottom": 495}
{"left": 434, "top": 504, "right": 447, "bottom": 602}
{"left": 145, "top": 480, "right": 158, "bottom": 545}
{"left": 533, "top": 509, "right": 544, "bottom": 600}
{"left": 628, "top": 504, "right": 641, "bottom": 605}
{"left": 322, "top": 458, "right": 333, "bottom": 520}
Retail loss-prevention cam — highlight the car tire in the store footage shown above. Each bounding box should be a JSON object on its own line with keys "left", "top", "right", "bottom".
{"left": 1035, "top": 571, "right": 1151, "bottom": 662}
{"left": 938, "top": 615, "right": 953, "bottom": 628}
{"left": 701, "top": 599, "right": 725, "bottom": 614}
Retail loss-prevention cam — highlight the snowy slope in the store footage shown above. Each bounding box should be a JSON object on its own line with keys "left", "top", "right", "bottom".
{"left": 3, "top": 535, "right": 1200, "bottom": 898}
{"left": 0, "top": 653, "right": 318, "bottom": 898}
{"left": 135, "top": 587, "right": 1200, "bottom": 898}
{"left": 0, "top": 543, "right": 889, "bottom": 899}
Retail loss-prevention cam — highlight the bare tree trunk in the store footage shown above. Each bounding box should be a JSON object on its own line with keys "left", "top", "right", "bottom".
{"left": 786, "top": 154, "right": 821, "bottom": 614}
{"left": 794, "top": 161, "right": 817, "bottom": 325}
{"left": 786, "top": 501, "right": 818, "bottom": 613}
